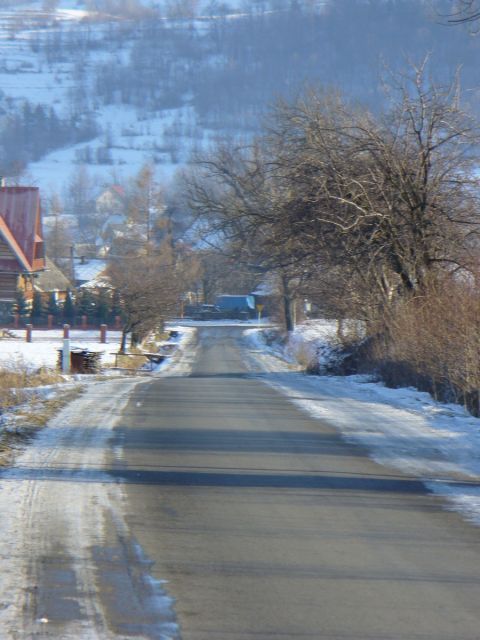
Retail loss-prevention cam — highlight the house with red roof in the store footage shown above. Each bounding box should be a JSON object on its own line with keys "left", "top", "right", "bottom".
{"left": 0, "top": 186, "right": 45, "bottom": 319}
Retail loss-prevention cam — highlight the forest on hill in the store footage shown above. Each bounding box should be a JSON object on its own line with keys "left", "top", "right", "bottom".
{"left": 0, "top": 0, "right": 478, "bottom": 179}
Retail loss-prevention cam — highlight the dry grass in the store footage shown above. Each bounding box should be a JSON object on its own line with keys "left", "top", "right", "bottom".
{"left": 16, "top": 388, "right": 81, "bottom": 426}
{"left": 290, "top": 341, "right": 319, "bottom": 373}
{"left": 368, "top": 276, "right": 480, "bottom": 415}
{"left": 0, "top": 363, "right": 64, "bottom": 409}
{"left": 0, "top": 359, "right": 82, "bottom": 467}
{"left": 114, "top": 331, "right": 168, "bottom": 371}
{"left": 144, "top": 330, "right": 170, "bottom": 350}
{"left": 114, "top": 353, "right": 149, "bottom": 370}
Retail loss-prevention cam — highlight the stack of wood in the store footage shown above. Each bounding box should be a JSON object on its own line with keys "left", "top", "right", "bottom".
{"left": 58, "top": 349, "right": 102, "bottom": 374}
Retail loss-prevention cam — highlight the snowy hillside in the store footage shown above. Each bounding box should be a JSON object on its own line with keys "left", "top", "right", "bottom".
{"left": 0, "top": 0, "right": 474, "bottom": 207}
{"left": 0, "top": 0, "right": 270, "bottom": 198}
{"left": 0, "top": 2, "right": 193, "bottom": 193}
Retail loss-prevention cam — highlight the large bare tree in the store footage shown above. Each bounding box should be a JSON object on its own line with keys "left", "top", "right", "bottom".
{"left": 187, "top": 63, "right": 480, "bottom": 332}
{"left": 267, "top": 64, "right": 480, "bottom": 325}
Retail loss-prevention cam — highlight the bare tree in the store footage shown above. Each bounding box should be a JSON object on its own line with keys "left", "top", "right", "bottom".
{"left": 66, "top": 166, "right": 104, "bottom": 246}
{"left": 268, "top": 64, "right": 480, "bottom": 325}
{"left": 126, "top": 163, "right": 165, "bottom": 250}
{"left": 436, "top": 0, "right": 480, "bottom": 24}
{"left": 186, "top": 63, "right": 480, "bottom": 334}
{"left": 186, "top": 141, "right": 307, "bottom": 330}
{"left": 107, "top": 247, "right": 180, "bottom": 353}
{"left": 195, "top": 249, "right": 259, "bottom": 304}
{"left": 165, "top": 0, "right": 199, "bottom": 19}
{"left": 42, "top": 0, "right": 60, "bottom": 11}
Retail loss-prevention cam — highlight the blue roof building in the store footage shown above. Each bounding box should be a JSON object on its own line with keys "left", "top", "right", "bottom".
{"left": 215, "top": 295, "right": 255, "bottom": 311}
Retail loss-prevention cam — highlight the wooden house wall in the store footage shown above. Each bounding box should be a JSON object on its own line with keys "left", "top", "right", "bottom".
{"left": 0, "top": 236, "right": 13, "bottom": 260}
{"left": 0, "top": 238, "right": 19, "bottom": 300}
{"left": 0, "top": 272, "right": 19, "bottom": 301}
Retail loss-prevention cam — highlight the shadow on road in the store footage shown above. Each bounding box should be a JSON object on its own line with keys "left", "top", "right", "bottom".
{"left": 1, "top": 464, "right": 433, "bottom": 494}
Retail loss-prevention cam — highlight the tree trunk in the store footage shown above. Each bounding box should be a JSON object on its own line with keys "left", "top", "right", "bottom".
{"left": 281, "top": 273, "right": 294, "bottom": 332}
{"left": 131, "top": 331, "right": 141, "bottom": 348}
{"left": 119, "top": 329, "right": 128, "bottom": 354}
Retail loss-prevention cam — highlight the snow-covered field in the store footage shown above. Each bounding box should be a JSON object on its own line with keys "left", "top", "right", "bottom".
{"left": 2, "top": 328, "right": 123, "bottom": 370}
{"left": 0, "top": 326, "right": 197, "bottom": 373}
{"left": 0, "top": 324, "right": 196, "bottom": 436}
{"left": 244, "top": 324, "right": 480, "bottom": 527}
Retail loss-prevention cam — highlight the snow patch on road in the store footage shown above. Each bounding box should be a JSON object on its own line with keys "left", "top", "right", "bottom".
{"left": 160, "top": 325, "right": 197, "bottom": 376}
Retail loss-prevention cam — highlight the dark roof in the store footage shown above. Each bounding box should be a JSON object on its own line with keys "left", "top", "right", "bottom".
{"left": 0, "top": 187, "right": 45, "bottom": 273}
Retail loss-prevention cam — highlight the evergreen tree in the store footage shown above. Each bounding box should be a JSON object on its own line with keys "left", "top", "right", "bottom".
{"left": 14, "top": 288, "right": 28, "bottom": 320}
{"left": 75, "top": 288, "right": 96, "bottom": 321}
{"left": 30, "top": 290, "right": 46, "bottom": 324}
{"left": 109, "top": 288, "right": 123, "bottom": 324}
{"left": 62, "top": 289, "right": 75, "bottom": 325}
{"left": 95, "top": 288, "right": 111, "bottom": 325}
{"left": 46, "top": 292, "right": 59, "bottom": 320}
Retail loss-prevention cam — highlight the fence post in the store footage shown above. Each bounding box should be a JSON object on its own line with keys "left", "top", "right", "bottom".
{"left": 62, "top": 324, "right": 71, "bottom": 372}
{"left": 81, "top": 315, "right": 87, "bottom": 330}
{"left": 47, "top": 314, "right": 53, "bottom": 330}
{"left": 100, "top": 324, "right": 107, "bottom": 344}
{"left": 62, "top": 338, "right": 70, "bottom": 373}
{"left": 26, "top": 324, "right": 32, "bottom": 343}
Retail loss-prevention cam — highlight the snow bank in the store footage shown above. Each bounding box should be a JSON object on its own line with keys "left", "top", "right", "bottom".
{"left": 285, "top": 319, "right": 341, "bottom": 371}
{"left": 244, "top": 325, "right": 480, "bottom": 527}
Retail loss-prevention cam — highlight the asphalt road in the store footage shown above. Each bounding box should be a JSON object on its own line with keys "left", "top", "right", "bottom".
{"left": 111, "top": 325, "right": 480, "bottom": 640}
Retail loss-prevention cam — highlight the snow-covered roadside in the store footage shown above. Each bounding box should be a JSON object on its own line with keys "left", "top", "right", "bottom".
{"left": 0, "top": 376, "right": 144, "bottom": 637}
{"left": 0, "top": 325, "right": 196, "bottom": 638}
{"left": 0, "top": 326, "right": 196, "bottom": 430}
{"left": 244, "top": 328, "right": 480, "bottom": 527}
{"left": 160, "top": 325, "right": 197, "bottom": 375}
